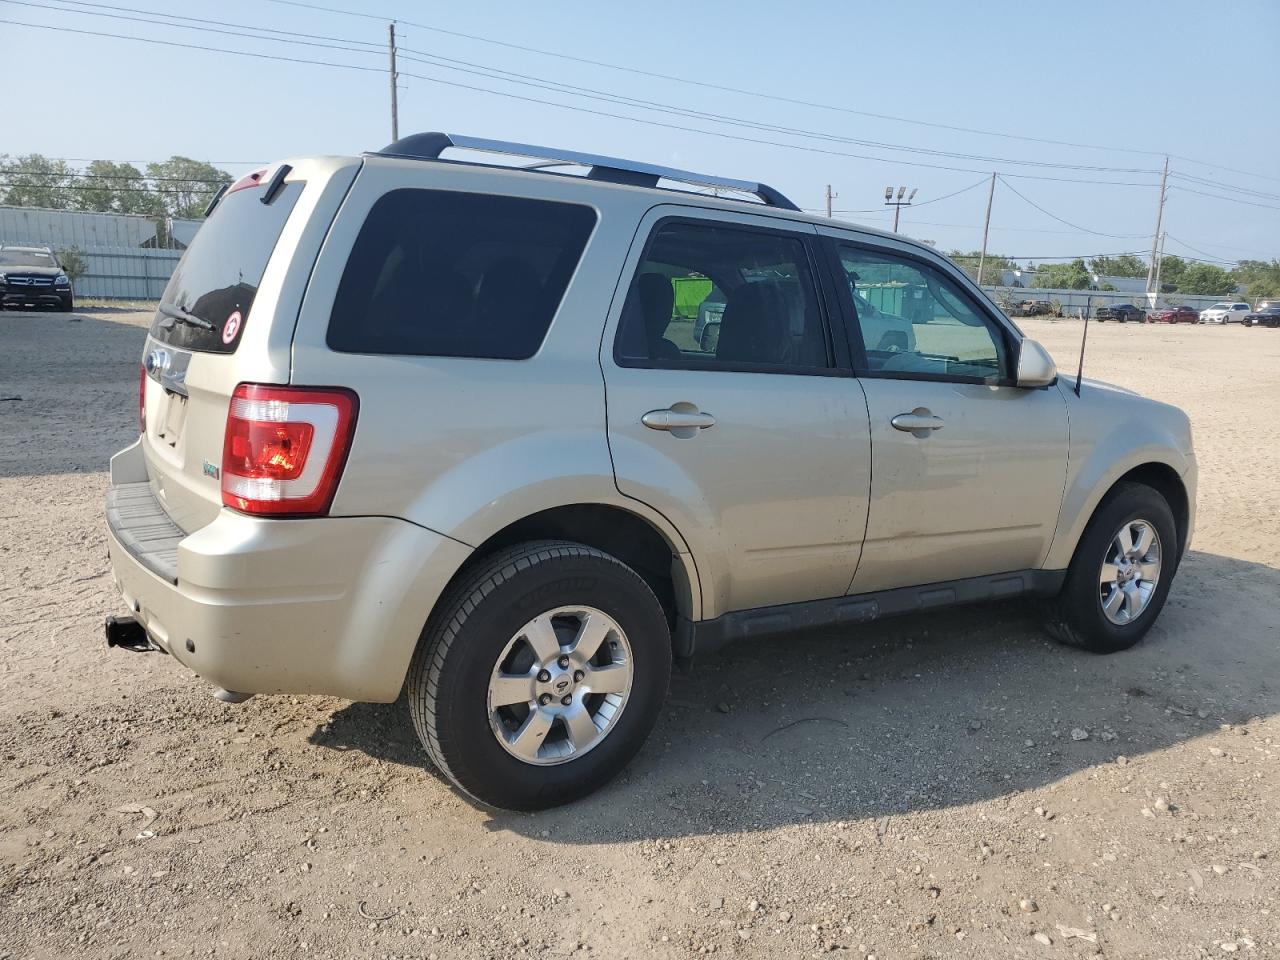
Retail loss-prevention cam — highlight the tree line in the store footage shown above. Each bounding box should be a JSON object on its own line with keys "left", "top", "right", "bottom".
{"left": 947, "top": 249, "right": 1280, "bottom": 300}
{"left": 0, "top": 154, "right": 233, "bottom": 220}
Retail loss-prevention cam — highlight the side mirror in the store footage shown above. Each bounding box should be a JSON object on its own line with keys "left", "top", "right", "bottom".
{"left": 1016, "top": 338, "right": 1057, "bottom": 388}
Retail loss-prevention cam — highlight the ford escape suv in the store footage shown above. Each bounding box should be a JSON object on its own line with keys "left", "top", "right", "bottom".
{"left": 105, "top": 133, "right": 1197, "bottom": 810}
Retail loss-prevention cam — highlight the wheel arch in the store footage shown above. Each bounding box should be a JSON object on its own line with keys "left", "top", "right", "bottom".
{"left": 436, "top": 502, "right": 701, "bottom": 642}
{"left": 1049, "top": 458, "right": 1192, "bottom": 572}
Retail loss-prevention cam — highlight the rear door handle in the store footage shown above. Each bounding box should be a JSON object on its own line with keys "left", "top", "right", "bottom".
{"left": 890, "top": 410, "right": 945, "bottom": 434}
{"left": 642, "top": 408, "right": 716, "bottom": 432}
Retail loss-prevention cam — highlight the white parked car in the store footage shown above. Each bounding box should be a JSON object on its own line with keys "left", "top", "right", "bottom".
{"left": 1199, "top": 301, "right": 1250, "bottom": 324}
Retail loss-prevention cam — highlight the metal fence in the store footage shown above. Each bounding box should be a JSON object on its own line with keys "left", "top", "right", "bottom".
{"left": 0, "top": 204, "right": 194, "bottom": 300}
{"left": 981, "top": 285, "right": 1236, "bottom": 317}
{"left": 69, "top": 246, "right": 184, "bottom": 299}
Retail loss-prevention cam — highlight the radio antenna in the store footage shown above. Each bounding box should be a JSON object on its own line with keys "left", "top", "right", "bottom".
{"left": 1074, "top": 304, "right": 1091, "bottom": 397}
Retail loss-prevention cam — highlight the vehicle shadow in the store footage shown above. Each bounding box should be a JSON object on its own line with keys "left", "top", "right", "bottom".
{"left": 310, "top": 548, "right": 1279, "bottom": 841}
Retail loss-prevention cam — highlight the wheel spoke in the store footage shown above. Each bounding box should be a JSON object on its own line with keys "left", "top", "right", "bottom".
{"left": 1103, "top": 586, "right": 1124, "bottom": 617}
{"left": 585, "top": 663, "right": 629, "bottom": 695}
{"left": 571, "top": 611, "right": 612, "bottom": 663}
{"left": 563, "top": 705, "right": 599, "bottom": 752}
{"left": 489, "top": 673, "right": 534, "bottom": 708}
{"left": 522, "top": 614, "right": 562, "bottom": 665}
{"left": 1133, "top": 523, "right": 1155, "bottom": 558}
{"left": 1138, "top": 560, "right": 1161, "bottom": 582}
{"left": 508, "top": 708, "right": 553, "bottom": 760}
{"left": 1121, "top": 583, "right": 1141, "bottom": 620}
{"left": 1099, "top": 562, "right": 1121, "bottom": 585}
{"left": 1115, "top": 524, "right": 1135, "bottom": 556}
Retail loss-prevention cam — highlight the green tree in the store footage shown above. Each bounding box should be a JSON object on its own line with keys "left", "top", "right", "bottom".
{"left": 144, "top": 156, "right": 233, "bottom": 219}
{"left": 1032, "top": 258, "right": 1092, "bottom": 290}
{"left": 56, "top": 246, "right": 88, "bottom": 281}
{"left": 1176, "top": 262, "right": 1237, "bottom": 296}
{"left": 78, "top": 160, "right": 155, "bottom": 215}
{"left": 1157, "top": 254, "right": 1187, "bottom": 291}
{"left": 1233, "top": 259, "right": 1280, "bottom": 300}
{"left": 947, "top": 249, "right": 1018, "bottom": 285}
{"left": 0, "top": 153, "right": 77, "bottom": 209}
{"left": 1088, "top": 254, "right": 1147, "bottom": 278}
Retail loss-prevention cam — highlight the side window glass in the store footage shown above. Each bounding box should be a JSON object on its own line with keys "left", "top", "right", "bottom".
{"left": 615, "top": 221, "right": 830, "bottom": 370}
{"left": 835, "top": 244, "right": 1007, "bottom": 382}
{"left": 328, "top": 190, "right": 597, "bottom": 359}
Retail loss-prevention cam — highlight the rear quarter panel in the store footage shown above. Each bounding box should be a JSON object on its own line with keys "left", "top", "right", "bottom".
{"left": 289, "top": 160, "right": 700, "bottom": 614}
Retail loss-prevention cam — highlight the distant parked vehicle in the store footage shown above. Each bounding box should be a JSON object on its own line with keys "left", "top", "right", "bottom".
{"left": 1096, "top": 303, "right": 1145, "bottom": 323}
{"left": 1148, "top": 305, "right": 1198, "bottom": 323}
{"left": 1199, "top": 301, "right": 1250, "bottom": 324}
{"left": 1244, "top": 304, "right": 1280, "bottom": 328}
{"left": 0, "top": 244, "right": 74, "bottom": 311}
{"left": 1016, "top": 299, "right": 1054, "bottom": 316}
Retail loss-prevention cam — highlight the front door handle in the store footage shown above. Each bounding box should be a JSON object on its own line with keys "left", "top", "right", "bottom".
{"left": 891, "top": 409, "right": 945, "bottom": 434}
{"left": 642, "top": 407, "right": 716, "bottom": 433}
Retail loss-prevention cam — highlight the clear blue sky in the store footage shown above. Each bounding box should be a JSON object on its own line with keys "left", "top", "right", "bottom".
{"left": 2, "top": 0, "right": 1277, "bottom": 265}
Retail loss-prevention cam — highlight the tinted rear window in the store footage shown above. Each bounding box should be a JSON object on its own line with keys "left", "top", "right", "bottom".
{"left": 326, "top": 189, "right": 597, "bottom": 359}
{"left": 150, "top": 181, "right": 304, "bottom": 354}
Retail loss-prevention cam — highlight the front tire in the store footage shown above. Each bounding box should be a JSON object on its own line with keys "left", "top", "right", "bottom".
{"left": 1042, "top": 482, "right": 1178, "bottom": 653}
{"left": 407, "top": 540, "right": 671, "bottom": 810}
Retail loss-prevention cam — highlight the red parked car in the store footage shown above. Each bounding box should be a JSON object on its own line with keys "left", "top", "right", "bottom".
{"left": 1148, "top": 305, "right": 1198, "bottom": 323}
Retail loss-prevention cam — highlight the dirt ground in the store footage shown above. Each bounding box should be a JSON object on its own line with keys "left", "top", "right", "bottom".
{"left": 1, "top": 309, "right": 1276, "bottom": 960}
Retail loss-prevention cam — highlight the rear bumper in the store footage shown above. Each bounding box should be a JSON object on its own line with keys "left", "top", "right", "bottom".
{"left": 105, "top": 440, "right": 472, "bottom": 702}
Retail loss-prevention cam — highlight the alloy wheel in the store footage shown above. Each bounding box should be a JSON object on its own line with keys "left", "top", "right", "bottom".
{"left": 1099, "top": 519, "right": 1162, "bottom": 625}
{"left": 486, "top": 606, "right": 633, "bottom": 765}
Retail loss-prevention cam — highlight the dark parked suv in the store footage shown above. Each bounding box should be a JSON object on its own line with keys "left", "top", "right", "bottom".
{"left": 0, "top": 245, "right": 74, "bottom": 311}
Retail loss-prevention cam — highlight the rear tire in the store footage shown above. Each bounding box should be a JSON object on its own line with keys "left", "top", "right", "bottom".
{"left": 1042, "top": 482, "right": 1178, "bottom": 653}
{"left": 407, "top": 540, "right": 671, "bottom": 810}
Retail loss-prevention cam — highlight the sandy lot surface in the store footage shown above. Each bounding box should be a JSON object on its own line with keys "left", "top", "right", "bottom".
{"left": 1, "top": 309, "right": 1277, "bottom": 960}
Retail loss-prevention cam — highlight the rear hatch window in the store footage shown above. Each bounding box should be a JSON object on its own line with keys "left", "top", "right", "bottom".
{"left": 150, "top": 180, "right": 304, "bottom": 353}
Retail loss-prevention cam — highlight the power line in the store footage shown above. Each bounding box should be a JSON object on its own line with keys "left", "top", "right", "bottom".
{"left": 1166, "top": 185, "right": 1280, "bottom": 211}
{"left": 997, "top": 176, "right": 1148, "bottom": 239}
{"left": 1167, "top": 170, "right": 1280, "bottom": 202}
{"left": 13, "top": 0, "right": 1164, "bottom": 178}
{"left": 0, "top": 17, "right": 387, "bottom": 75}
{"left": 1, "top": 18, "right": 1165, "bottom": 187}
{"left": 253, "top": 0, "right": 1280, "bottom": 186}
{"left": 1163, "top": 235, "right": 1240, "bottom": 264}
{"left": 0, "top": 0, "right": 386, "bottom": 56}
{"left": 47, "top": 0, "right": 383, "bottom": 47}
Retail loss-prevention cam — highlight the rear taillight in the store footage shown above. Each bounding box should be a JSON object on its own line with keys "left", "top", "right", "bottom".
{"left": 221, "top": 384, "right": 358, "bottom": 517}
{"left": 138, "top": 363, "right": 147, "bottom": 434}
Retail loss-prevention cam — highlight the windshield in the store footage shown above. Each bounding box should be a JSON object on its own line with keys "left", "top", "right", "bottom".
{"left": 149, "top": 181, "right": 303, "bottom": 354}
{"left": 1209, "top": 303, "right": 1229, "bottom": 310}
{"left": 0, "top": 250, "right": 57, "bottom": 268}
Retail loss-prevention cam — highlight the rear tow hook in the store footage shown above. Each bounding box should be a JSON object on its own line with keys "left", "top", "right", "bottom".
{"left": 104, "top": 615, "right": 157, "bottom": 653}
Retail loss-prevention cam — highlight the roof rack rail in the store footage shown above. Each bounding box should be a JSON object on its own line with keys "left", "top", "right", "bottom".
{"left": 374, "top": 132, "right": 800, "bottom": 211}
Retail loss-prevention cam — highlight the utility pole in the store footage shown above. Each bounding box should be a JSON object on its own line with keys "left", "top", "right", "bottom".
{"left": 825, "top": 184, "right": 835, "bottom": 218}
{"left": 388, "top": 22, "right": 399, "bottom": 142}
{"left": 1145, "top": 157, "right": 1169, "bottom": 298}
{"left": 1152, "top": 230, "right": 1167, "bottom": 297}
{"left": 883, "top": 185, "right": 917, "bottom": 232}
{"left": 976, "top": 172, "right": 996, "bottom": 286}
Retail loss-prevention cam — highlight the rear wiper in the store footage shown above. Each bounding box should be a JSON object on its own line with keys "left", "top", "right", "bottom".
{"left": 157, "top": 301, "right": 215, "bottom": 331}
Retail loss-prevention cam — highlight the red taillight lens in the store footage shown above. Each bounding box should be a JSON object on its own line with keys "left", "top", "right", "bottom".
{"left": 221, "top": 384, "right": 358, "bottom": 517}
{"left": 138, "top": 363, "right": 147, "bottom": 434}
